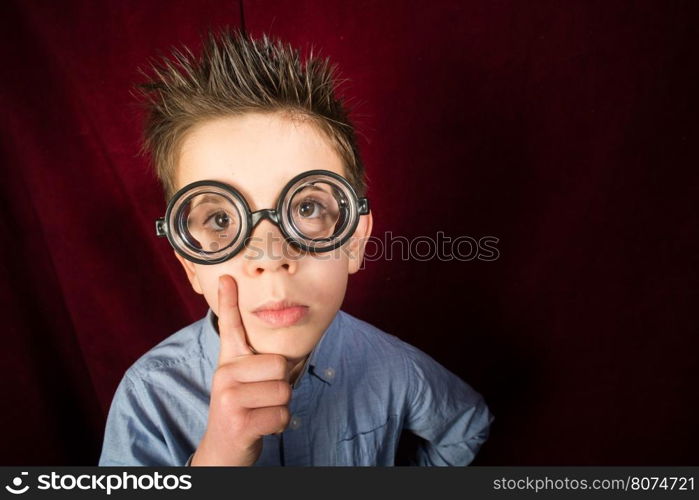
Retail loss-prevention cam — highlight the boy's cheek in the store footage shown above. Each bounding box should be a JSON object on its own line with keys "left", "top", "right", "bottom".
{"left": 301, "top": 270, "right": 348, "bottom": 329}
{"left": 192, "top": 265, "right": 244, "bottom": 316}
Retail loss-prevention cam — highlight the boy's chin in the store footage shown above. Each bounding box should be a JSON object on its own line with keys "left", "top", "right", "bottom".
{"left": 248, "top": 331, "right": 317, "bottom": 361}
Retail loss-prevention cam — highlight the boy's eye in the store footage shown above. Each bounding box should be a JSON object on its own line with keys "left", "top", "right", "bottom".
{"left": 204, "top": 210, "right": 232, "bottom": 230}
{"left": 297, "top": 199, "right": 325, "bottom": 218}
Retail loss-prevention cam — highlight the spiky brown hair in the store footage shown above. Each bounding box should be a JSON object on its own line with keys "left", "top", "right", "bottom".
{"left": 133, "top": 27, "right": 366, "bottom": 201}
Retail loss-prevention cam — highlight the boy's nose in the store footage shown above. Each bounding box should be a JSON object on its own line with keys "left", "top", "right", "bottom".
{"left": 242, "top": 220, "right": 300, "bottom": 276}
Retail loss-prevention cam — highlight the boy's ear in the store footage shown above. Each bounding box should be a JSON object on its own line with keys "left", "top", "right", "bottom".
{"left": 174, "top": 251, "right": 204, "bottom": 295}
{"left": 347, "top": 211, "right": 374, "bottom": 274}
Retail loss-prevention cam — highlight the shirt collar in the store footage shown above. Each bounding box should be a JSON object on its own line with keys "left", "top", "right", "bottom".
{"left": 201, "top": 308, "right": 344, "bottom": 386}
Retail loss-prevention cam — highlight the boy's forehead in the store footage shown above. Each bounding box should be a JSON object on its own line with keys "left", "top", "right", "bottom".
{"left": 176, "top": 113, "right": 345, "bottom": 208}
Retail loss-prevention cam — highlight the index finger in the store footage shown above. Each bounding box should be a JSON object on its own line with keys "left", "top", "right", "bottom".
{"left": 217, "top": 274, "right": 254, "bottom": 364}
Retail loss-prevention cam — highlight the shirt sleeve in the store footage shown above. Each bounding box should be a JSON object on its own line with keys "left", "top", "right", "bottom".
{"left": 98, "top": 371, "right": 180, "bottom": 466}
{"left": 403, "top": 348, "right": 494, "bottom": 466}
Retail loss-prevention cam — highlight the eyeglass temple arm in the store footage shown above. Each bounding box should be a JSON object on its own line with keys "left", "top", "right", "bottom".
{"left": 358, "top": 197, "right": 370, "bottom": 215}
{"left": 156, "top": 218, "right": 166, "bottom": 237}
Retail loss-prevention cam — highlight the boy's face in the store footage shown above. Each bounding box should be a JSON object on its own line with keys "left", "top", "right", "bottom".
{"left": 173, "top": 112, "right": 372, "bottom": 366}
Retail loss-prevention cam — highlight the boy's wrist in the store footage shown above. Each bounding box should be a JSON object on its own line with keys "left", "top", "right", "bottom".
{"left": 189, "top": 436, "right": 257, "bottom": 466}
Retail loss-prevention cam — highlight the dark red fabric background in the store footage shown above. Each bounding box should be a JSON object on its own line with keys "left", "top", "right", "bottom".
{"left": 1, "top": 0, "right": 697, "bottom": 465}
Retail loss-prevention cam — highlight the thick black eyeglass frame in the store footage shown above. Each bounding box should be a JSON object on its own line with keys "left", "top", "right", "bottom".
{"left": 155, "top": 169, "right": 370, "bottom": 265}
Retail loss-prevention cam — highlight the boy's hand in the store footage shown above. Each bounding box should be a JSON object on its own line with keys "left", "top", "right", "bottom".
{"left": 191, "top": 274, "right": 291, "bottom": 466}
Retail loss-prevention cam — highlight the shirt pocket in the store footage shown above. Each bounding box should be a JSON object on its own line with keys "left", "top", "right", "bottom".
{"left": 335, "top": 414, "right": 399, "bottom": 466}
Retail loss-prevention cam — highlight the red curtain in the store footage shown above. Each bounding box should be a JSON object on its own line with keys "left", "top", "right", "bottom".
{"left": 1, "top": 0, "right": 697, "bottom": 465}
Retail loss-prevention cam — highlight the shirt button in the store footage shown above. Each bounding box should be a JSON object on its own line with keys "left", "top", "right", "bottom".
{"left": 324, "top": 367, "right": 335, "bottom": 379}
{"left": 289, "top": 416, "right": 302, "bottom": 430}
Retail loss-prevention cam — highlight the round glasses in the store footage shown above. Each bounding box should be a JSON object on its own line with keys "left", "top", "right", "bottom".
{"left": 155, "top": 169, "right": 370, "bottom": 265}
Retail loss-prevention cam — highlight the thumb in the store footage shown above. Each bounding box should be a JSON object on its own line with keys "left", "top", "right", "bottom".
{"left": 217, "top": 274, "right": 254, "bottom": 364}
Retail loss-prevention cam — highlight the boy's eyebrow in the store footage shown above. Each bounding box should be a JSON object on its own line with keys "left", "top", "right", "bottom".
{"left": 191, "top": 194, "right": 226, "bottom": 209}
{"left": 297, "top": 184, "right": 332, "bottom": 194}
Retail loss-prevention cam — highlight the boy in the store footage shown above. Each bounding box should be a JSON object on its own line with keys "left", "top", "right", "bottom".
{"left": 99, "top": 28, "right": 493, "bottom": 466}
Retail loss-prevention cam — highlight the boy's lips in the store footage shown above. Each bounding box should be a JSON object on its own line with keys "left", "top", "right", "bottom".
{"left": 252, "top": 300, "right": 309, "bottom": 327}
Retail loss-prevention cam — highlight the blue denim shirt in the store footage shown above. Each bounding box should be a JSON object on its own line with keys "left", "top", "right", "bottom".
{"left": 99, "top": 308, "right": 493, "bottom": 466}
